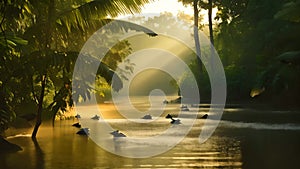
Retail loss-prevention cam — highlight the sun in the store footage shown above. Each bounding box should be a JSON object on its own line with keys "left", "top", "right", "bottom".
{"left": 141, "top": 0, "right": 194, "bottom": 16}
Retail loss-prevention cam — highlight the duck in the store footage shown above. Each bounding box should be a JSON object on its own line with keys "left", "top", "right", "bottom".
{"left": 72, "top": 122, "right": 81, "bottom": 128}
{"left": 180, "top": 105, "right": 189, "bottom": 111}
{"left": 75, "top": 114, "right": 81, "bottom": 119}
{"left": 165, "top": 114, "right": 181, "bottom": 124}
{"left": 76, "top": 128, "right": 89, "bottom": 135}
{"left": 91, "top": 115, "right": 100, "bottom": 120}
{"left": 163, "top": 99, "right": 169, "bottom": 104}
{"left": 110, "top": 130, "right": 126, "bottom": 137}
{"left": 141, "top": 114, "right": 152, "bottom": 119}
{"left": 200, "top": 114, "right": 208, "bottom": 119}
{"left": 165, "top": 114, "right": 173, "bottom": 119}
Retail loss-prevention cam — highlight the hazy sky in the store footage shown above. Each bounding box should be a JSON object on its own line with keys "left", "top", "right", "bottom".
{"left": 118, "top": 0, "right": 217, "bottom": 24}
{"left": 141, "top": 0, "right": 194, "bottom": 16}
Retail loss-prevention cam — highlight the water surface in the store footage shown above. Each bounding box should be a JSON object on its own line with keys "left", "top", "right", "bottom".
{"left": 1, "top": 100, "right": 300, "bottom": 169}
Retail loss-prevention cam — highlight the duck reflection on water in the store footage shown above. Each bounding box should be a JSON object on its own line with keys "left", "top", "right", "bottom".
{"left": 76, "top": 128, "right": 89, "bottom": 135}
{"left": 72, "top": 122, "right": 81, "bottom": 128}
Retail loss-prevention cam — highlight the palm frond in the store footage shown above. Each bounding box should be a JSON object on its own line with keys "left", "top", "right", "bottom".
{"left": 55, "top": 0, "right": 156, "bottom": 33}
{"left": 58, "top": 0, "right": 153, "bottom": 18}
{"left": 97, "top": 19, "right": 158, "bottom": 36}
{"left": 277, "top": 51, "right": 300, "bottom": 65}
{"left": 274, "top": 1, "right": 300, "bottom": 22}
{"left": 97, "top": 62, "right": 123, "bottom": 91}
{"left": 56, "top": 17, "right": 157, "bottom": 36}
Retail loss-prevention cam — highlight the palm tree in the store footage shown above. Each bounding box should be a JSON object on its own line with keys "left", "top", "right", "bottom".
{"left": 179, "top": 0, "right": 202, "bottom": 72}
{"left": 179, "top": 0, "right": 216, "bottom": 64}
{"left": 208, "top": 0, "right": 214, "bottom": 45}
{"left": 193, "top": 0, "right": 202, "bottom": 73}
{"left": 8, "top": 0, "right": 157, "bottom": 138}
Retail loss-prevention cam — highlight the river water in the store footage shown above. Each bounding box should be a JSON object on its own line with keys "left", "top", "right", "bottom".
{"left": 1, "top": 98, "right": 300, "bottom": 169}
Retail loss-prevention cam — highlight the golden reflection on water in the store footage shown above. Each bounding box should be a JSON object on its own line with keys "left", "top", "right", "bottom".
{"left": 2, "top": 116, "right": 243, "bottom": 169}
{"left": 4, "top": 102, "right": 300, "bottom": 168}
{"left": 1, "top": 101, "right": 241, "bottom": 169}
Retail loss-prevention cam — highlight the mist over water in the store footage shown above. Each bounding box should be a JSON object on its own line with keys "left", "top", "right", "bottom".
{"left": 2, "top": 98, "right": 300, "bottom": 168}
{"left": 221, "top": 120, "right": 300, "bottom": 130}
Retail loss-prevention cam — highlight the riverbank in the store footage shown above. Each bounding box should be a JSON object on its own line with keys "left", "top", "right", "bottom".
{"left": 0, "top": 136, "right": 22, "bottom": 153}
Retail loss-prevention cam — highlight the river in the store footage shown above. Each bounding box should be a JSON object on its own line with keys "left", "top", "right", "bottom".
{"left": 1, "top": 98, "right": 300, "bottom": 169}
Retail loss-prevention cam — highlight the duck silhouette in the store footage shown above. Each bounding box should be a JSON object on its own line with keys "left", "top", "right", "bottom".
{"left": 76, "top": 128, "right": 89, "bottom": 135}
{"left": 165, "top": 114, "right": 181, "bottom": 124}
{"left": 200, "top": 114, "right": 208, "bottom": 119}
{"left": 75, "top": 114, "right": 81, "bottom": 119}
{"left": 163, "top": 100, "right": 169, "bottom": 104}
{"left": 72, "top": 122, "right": 81, "bottom": 128}
{"left": 110, "top": 130, "right": 126, "bottom": 137}
{"left": 91, "top": 115, "right": 100, "bottom": 120}
{"left": 141, "top": 114, "right": 152, "bottom": 119}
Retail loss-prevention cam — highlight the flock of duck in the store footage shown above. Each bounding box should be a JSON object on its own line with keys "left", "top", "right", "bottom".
{"left": 73, "top": 104, "right": 208, "bottom": 138}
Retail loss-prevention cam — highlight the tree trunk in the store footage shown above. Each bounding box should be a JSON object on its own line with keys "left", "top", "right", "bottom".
{"left": 32, "top": 75, "right": 46, "bottom": 138}
{"left": 193, "top": 0, "right": 202, "bottom": 73}
{"left": 208, "top": 0, "right": 215, "bottom": 72}
{"left": 208, "top": 0, "right": 214, "bottom": 45}
{"left": 52, "top": 110, "right": 58, "bottom": 127}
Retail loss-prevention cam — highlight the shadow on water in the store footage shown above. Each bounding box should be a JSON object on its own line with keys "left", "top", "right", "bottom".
{"left": 32, "top": 138, "right": 44, "bottom": 169}
{"left": 0, "top": 135, "right": 45, "bottom": 169}
{"left": 240, "top": 130, "right": 300, "bottom": 169}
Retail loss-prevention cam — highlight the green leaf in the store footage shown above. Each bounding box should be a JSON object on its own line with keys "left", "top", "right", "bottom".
{"left": 277, "top": 51, "right": 300, "bottom": 65}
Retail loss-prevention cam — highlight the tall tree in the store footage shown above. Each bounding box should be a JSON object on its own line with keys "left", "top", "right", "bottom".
{"left": 0, "top": 0, "right": 157, "bottom": 138}
{"left": 27, "top": 0, "right": 156, "bottom": 138}
{"left": 179, "top": 0, "right": 217, "bottom": 73}
{"left": 207, "top": 0, "right": 214, "bottom": 45}
{"left": 0, "top": 0, "right": 30, "bottom": 135}
{"left": 193, "top": 0, "right": 202, "bottom": 73}
{"left": 179, "top": 0, "right": 202, "bottom": 73}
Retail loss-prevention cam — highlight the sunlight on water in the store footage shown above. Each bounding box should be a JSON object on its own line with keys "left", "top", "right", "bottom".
{"left": 6, "top": 134, "right": 32, "bottom": 139}
{"left": 2, "top": 99, "right": 300, "bottom": 168}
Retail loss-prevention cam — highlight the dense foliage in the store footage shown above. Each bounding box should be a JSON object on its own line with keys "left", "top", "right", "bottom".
{"left": 215, "top": 0, "right": 300, "bottom": 105}
{"left": 0, "top": 0, "right": 155, "bottom": 136}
